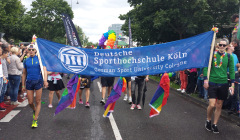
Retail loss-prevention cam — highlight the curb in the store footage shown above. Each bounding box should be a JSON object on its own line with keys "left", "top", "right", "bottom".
{"left": 149, "top": 78, "right": 240, "bottom": 125}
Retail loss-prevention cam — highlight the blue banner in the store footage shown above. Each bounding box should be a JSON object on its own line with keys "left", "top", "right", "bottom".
{"left": 37, "top": 31, "right": 214, "bottom": 77}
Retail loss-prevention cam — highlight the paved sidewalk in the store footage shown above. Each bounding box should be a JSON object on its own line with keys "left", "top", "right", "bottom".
{"left": 172, "top": 89, "right": 240, "bottom": 125}
{"left": 150, "top": 78, "right": 240, "bottom": 126}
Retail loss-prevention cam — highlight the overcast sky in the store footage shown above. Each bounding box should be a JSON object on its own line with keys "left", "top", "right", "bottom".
{"left": 21, "top": 0, "right": 132, "bottom": 43}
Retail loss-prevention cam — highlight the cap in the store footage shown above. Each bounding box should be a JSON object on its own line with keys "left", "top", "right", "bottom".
{"left": 27, "top": 44, "right": 37, "bottom": 50}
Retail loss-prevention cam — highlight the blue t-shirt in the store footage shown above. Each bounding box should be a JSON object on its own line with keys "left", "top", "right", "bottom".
{"left": 24, "top": 55, "right": 45, "bottom": 80}
{"left": 232, "top": 53, "right": 239, "bottom": 71}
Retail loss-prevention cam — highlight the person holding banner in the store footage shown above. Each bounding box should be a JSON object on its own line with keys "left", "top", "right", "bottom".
{"left": 78, "top": 46, "right": 93, "bottom": 107}
{"left": 47, "top": 72, "right": 65, "bottom": 108}
{"left": 130, "top": 75, "right": 149, "bottom": 110}
{"left": 100, "top": 77, "right": 115, "bottom": 105}
{"left": 99, "top": 46, "right": 115, "bottom": 105}
{"left": 123, "top": 77, "right": 132, "bottom": 104}
{"left": 204, "top": 39, "right": 235, "bottom": 134}
{"left": 78, "top": 75, "right": 91, "bottom": 107}
{"left": 22, "top": 44, "right": 48, "bottom": 128}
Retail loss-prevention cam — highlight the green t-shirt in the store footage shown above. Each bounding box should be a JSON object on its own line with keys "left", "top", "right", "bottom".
{"left": 203, "top": 52, "right": 235, "bottom": 84}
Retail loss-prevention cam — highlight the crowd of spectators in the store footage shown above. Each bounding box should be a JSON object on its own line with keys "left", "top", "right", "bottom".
{"left": 176, "top": 14, "right": 240, "bottom": 116}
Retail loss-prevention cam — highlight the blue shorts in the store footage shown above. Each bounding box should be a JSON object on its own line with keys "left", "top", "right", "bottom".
{"left": 26, "top": 79, "right": 43, "bottom": 90}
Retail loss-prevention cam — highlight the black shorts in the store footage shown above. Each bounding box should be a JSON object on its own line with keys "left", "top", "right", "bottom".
{"left": 101, "top": 77, "right": 115, "bottom": 87}
{"left": 208, "top": 83, "right": 229, "bottom": 100}
{"left": 47, "top": 79, "right": 65, "bottom": 91}
{"left": 124, "top": 77, "right": 131, "bottom": 83}
{"left": 80, "top": 75, "right": 91, "bottom": 89}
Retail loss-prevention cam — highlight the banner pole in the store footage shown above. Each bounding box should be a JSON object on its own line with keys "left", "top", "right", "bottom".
{"left": 35, "top": 40, "right": 46, "bottom": 82}
{"left": 207, "top": 31, "right": 217, "bottom": 80}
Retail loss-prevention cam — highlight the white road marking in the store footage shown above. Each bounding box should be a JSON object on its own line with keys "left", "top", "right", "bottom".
{"left": 97, "top": 81, "right": 102, "bottom": 92}
{"left": 109, "top": 114, "right": 122, "bottom": 140}
{"left": 97, "top": 81, "right": 122, "bottom": 140}
{"left": 17, "top": 99, "right": 28, "bottom": 107}
{"left": 0, "top": 110, "right": 21, "bottom": 122}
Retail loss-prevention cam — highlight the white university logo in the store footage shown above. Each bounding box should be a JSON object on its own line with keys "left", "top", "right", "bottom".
{"left": 58, "top": 47, "right": 88, "bottom": 73}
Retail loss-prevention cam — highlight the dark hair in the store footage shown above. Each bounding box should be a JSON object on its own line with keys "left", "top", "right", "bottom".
{"left": 22, "top": 48, "right": 26, "bottom": 54}
{"left": 232, "top": 40, "right": 239, "bottom": 46}
{"left": 2, "top": 50, "right": 9, "bottom": 54}
{"left": 231, "top": 14, "right": 239, "bottom": 22}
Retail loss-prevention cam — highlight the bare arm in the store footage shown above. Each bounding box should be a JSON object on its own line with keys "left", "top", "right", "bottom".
{"left": 19, "top": 53, "right": 25, "bottom": 62}
{"left": 43, "top": 66, "right": 48, "bottom": 88}
{"left": 22, "top": 68, "right": 27, "bottom": 92}
{"left": 145, "top": 75, "right": 149, "bottom": 82}
{"left": 236, "top": 63, "right": 240, "bottom": 68}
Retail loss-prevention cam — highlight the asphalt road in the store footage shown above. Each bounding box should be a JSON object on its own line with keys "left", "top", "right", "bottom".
{"left": 1, "top": 76, "right": 240, "bottom": 140}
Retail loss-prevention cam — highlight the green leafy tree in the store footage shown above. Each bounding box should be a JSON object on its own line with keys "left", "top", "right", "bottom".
{"left": 75, "top": 25, "right": 89, "bottom": 46}
{"left": 86, "top": 42, "right": 98, "bottom": 47}
{"left": 0, "top": 0, "right": 26, "bottom": 41}
{"left": 120, "top": 0, "right": 239, "bottom": 45}
{"left": 25, "top": 0, "right": 73, "bottom": 43}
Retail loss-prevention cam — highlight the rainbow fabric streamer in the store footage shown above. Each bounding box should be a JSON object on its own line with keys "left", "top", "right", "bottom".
{"left": 149, "top": 73, "right": 170, "bottom": 118}
{"left": 103, "top": 77, "right": 126, "bottom": 117}
{"left": 54, "top": 74, "right": 81, "bottom": 115}
{"left": 32, "top": 34, "right": 37, "bottom": 43}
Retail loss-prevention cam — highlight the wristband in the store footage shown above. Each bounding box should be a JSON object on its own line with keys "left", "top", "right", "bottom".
{"left": 204, "top": 82, "right": 208, "bottom": 84}
{"left": 22, "top": 86, "right": 25, "bottom": 88}
{"left": 231, "top": 86, "right": 235, "bottom": 88}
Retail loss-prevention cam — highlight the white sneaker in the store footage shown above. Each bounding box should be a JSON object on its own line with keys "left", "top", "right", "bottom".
{"left": 177, "top": 88, "right": 182, "bottom": 91}
{"left": 181, "top": 89, "right": 186, "bottom": 93}
{"left": 12, "top": 101, "right": 21, "bottom": 105}
{"left": 100, "top": 99, "right": 105, "bottom": 105}
{"left": 130, "top": 104, "right": 136, "bottom": 110}
{"left": 128, "top": 97, "right": 132, "bottom": 103}
{"left": 48, "top": 104, "right": 53, "bottom": 108}
{"left": 123, "top": 95, "right": 128, "bottom": 101}
{"left": 23, "top": 92, "right": 27, "bottom": 97}
{"left": 137, "top": 104, "right": 142, "bottom": 110}
{"left": 7, "top": 96, "right": 10, "bottom": 99}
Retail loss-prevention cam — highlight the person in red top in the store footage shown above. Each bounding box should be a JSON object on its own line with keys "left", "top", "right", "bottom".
{"left": 177, "top": 70, "right": 188, "bottom": 93}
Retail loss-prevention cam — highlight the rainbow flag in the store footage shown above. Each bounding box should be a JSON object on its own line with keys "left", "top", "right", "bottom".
{"left": 54, "top": 74, "right": 81, "bottom": 115}
{"left": 149, "top": 73, "right": 170, "bottom": 118}
{"left": 103, "top": 77, "right": 126, "bottom": 117}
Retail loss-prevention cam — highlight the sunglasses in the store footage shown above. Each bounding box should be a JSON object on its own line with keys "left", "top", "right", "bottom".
{"left": 28, "top": 49, "right": 35, "bottom": 51}
{"left": 219, "top": 44, "right": 226, "bottom": 47}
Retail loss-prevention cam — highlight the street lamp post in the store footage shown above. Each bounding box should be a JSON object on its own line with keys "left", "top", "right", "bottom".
{"left": 70, "top": 0, "right": 79, "bottom": 9}
{"left": 83, "top": 33, "right": 85, "bottom": 47}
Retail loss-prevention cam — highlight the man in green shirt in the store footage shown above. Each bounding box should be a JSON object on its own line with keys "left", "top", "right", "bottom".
{"left": 203, "top": 39, "right": 235, "bottom": 134}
